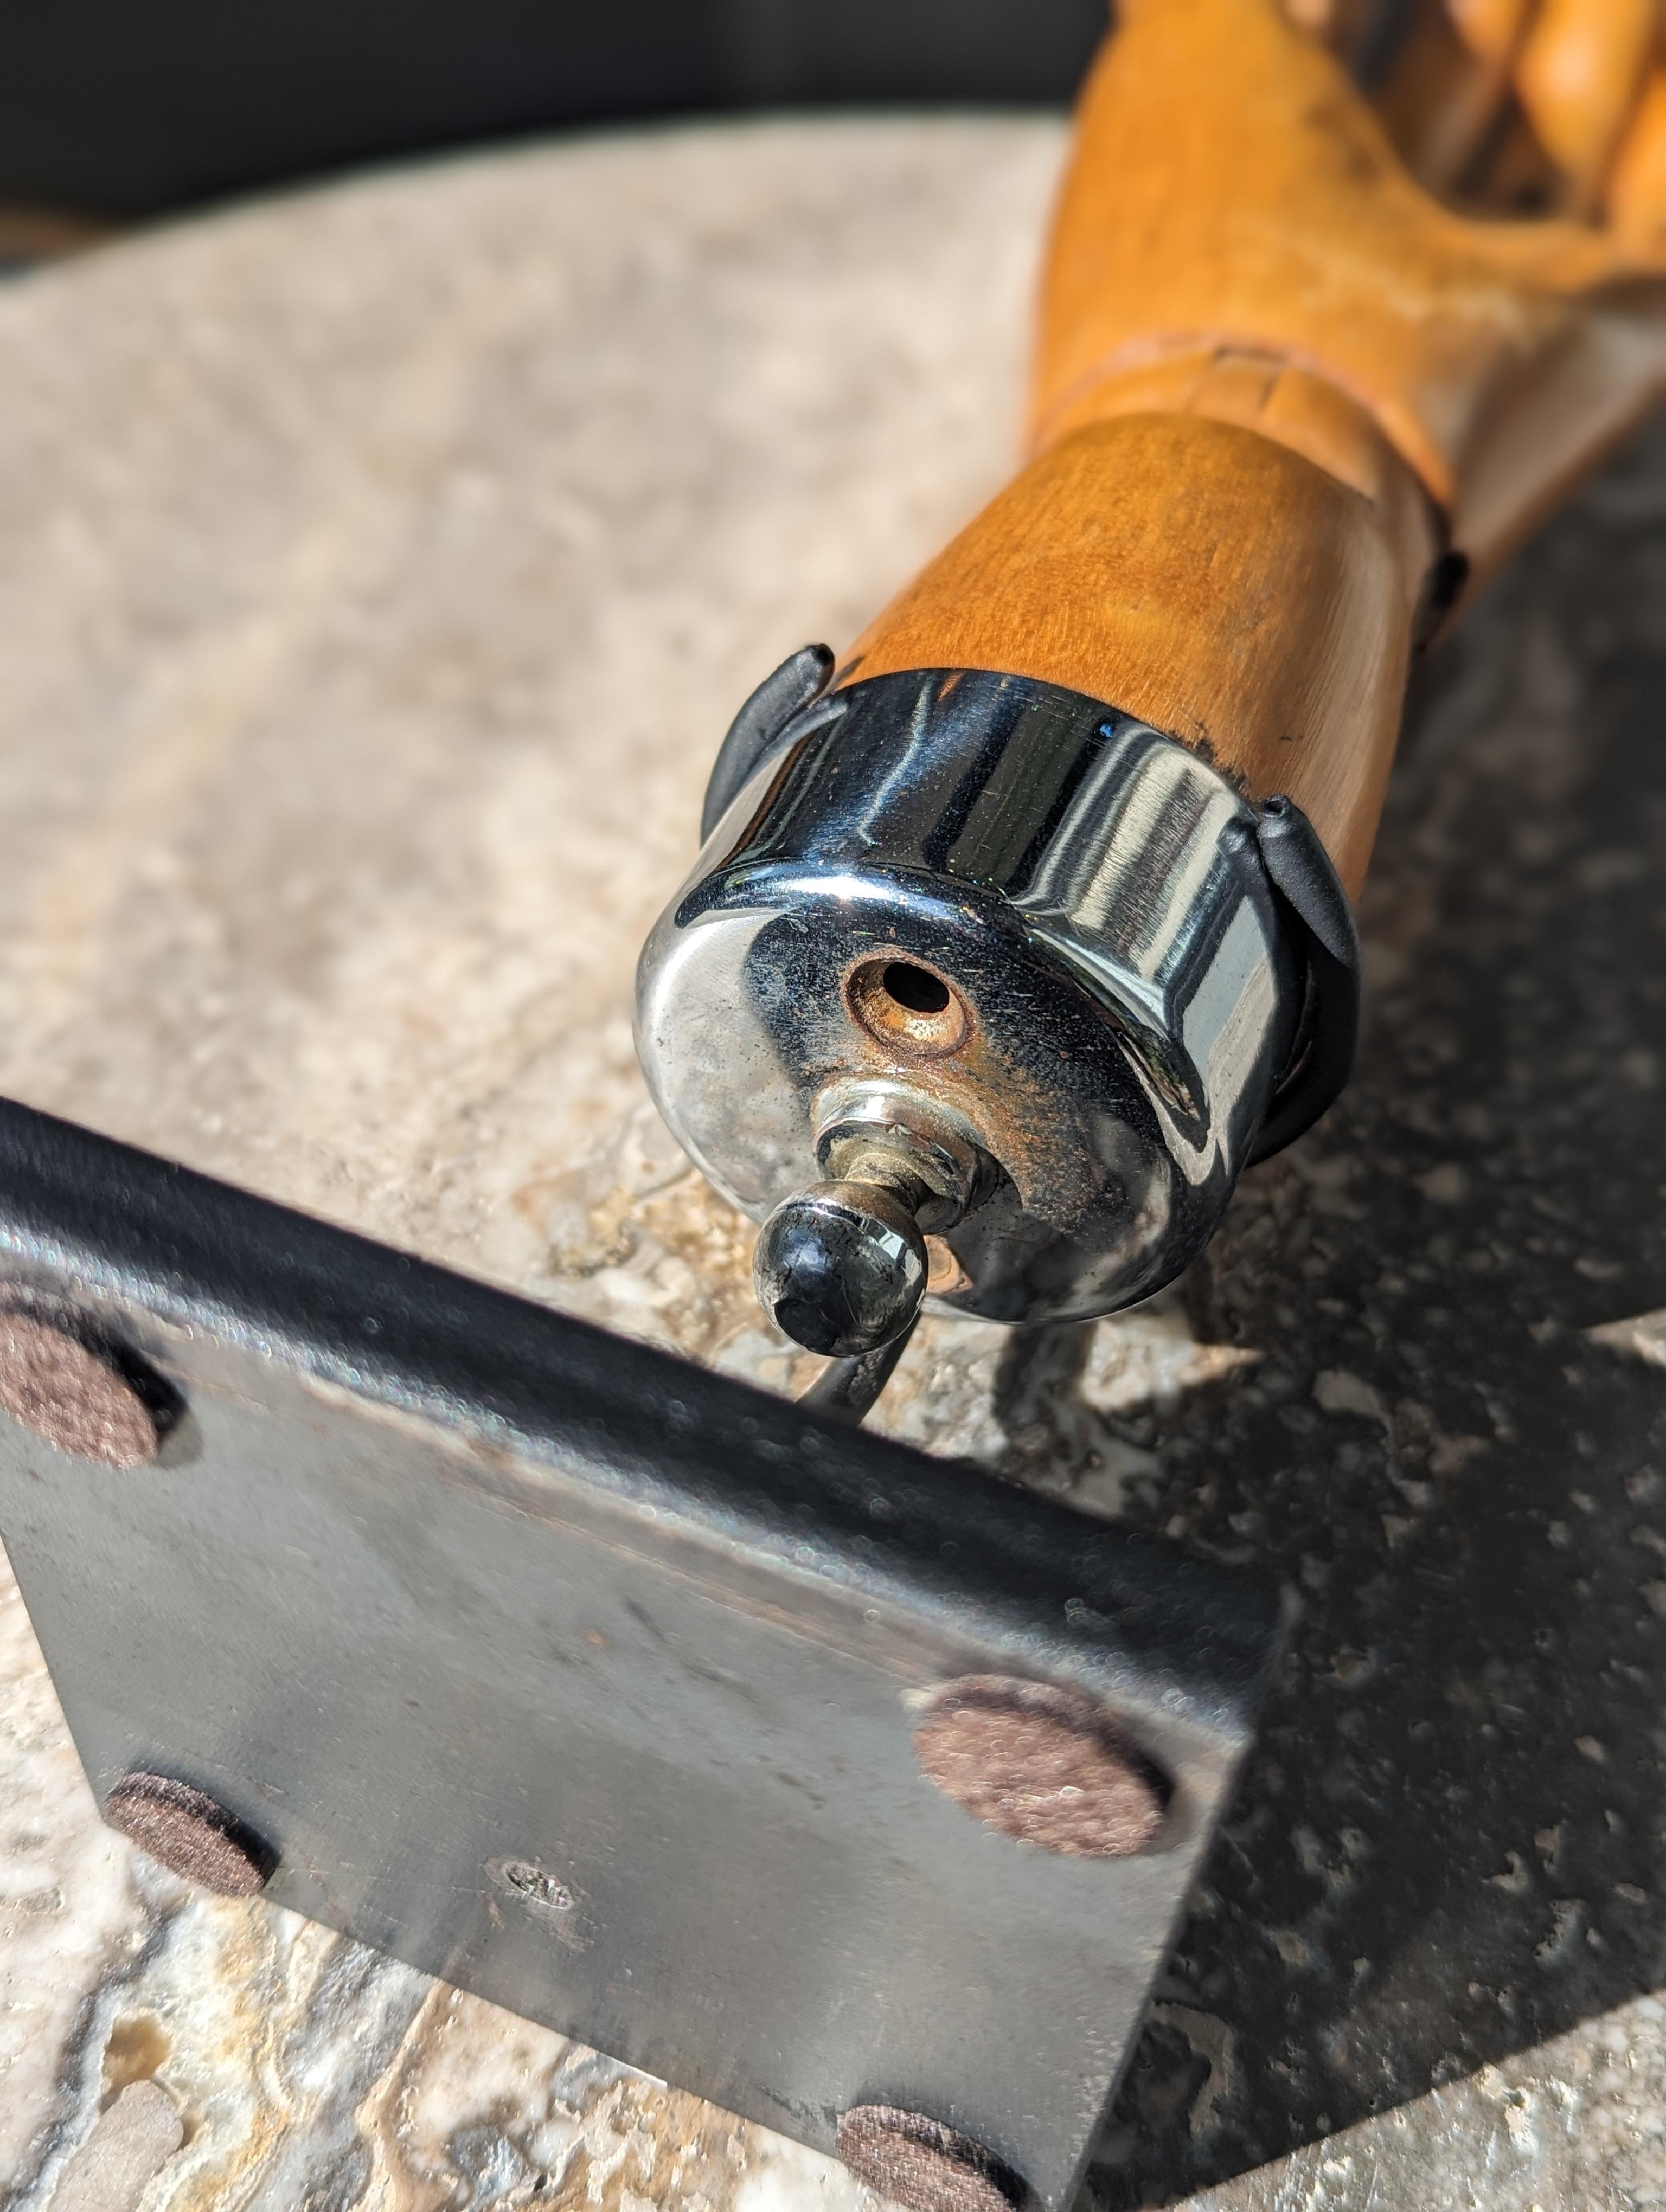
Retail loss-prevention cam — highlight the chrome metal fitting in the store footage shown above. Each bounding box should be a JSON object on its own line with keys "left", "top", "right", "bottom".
{"left": 813, "top": 1079, "right": 988, "bottom": 1233}
{"left": 636, "top": 666, "right": 1345, "bottom": 1332}
{"left": 753, "top": 1178, "right": 927, "bottom": 1358}
{"left": 750, "top": 1084, "right": 990, "bottom": 1355}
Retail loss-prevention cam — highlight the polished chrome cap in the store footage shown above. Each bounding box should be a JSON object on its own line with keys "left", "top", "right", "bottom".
{"left": 636, "top": 669, "right": 1304, "bottom": 1330}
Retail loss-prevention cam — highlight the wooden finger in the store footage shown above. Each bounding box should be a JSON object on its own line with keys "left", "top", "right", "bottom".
{"left": 1605, "top": 66, "right": 1666, "bottom": 239}
{"left": 1514, "top": 0, "right": 1661, "bottom": 211}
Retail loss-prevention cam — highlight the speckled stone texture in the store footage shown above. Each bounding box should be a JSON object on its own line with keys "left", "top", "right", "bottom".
{"left": 0, "top": 113, "right": 1660, "bottom": 2212}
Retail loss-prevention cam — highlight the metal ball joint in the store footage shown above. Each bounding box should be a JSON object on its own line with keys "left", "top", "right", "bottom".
{"left": 754, "top": 1179, "right": 927, "bottom": 1358}
{"left": 755, "top": 1088, "right": 987, "bottom": 1359}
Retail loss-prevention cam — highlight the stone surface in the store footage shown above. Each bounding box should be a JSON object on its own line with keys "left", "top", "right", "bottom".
{"left": 43, "top": 2084, "right": 183, "bottom": 2212}
{"left": 0, "top": 109, "right": 1658, "bottom": 2212}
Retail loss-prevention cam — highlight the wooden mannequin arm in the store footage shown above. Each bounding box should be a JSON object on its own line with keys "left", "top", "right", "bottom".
{"left": 836, "top": 0, "right": 1666, "bottom": 896}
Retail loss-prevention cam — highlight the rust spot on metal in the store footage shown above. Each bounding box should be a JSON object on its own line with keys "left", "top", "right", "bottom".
{"left": 836, "top": 2105, "right": 1023, "bottom": 2212}
{"left": 913, "top": 1674, "right": 1167, "bottom": 1858}
{"left": 0, "top": 1311, "right": 159, "bottom": 1468}
{"left": 104, "top": 1773, "right": 271, "bottom": 1898}
{"left": 846, "top": 955, "right": 972, "bottom": 1058}
{"left": 924, "top": 1236, "right": 973, "bottom": 1294}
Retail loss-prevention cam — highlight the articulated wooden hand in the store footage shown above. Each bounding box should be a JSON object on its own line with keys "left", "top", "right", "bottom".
{"left": 641, "top": 0, "right": 1666, "bottom": 1354}
{"left": 838, "top": 0, "right": 1666, "bottom": 892}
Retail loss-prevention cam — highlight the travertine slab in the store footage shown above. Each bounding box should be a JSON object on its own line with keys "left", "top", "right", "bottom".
{"left": 0, "top": 113, "right": 1661, "bottom": 2212}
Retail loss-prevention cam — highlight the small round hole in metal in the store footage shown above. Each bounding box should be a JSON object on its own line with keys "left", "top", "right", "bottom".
{"left": 846, "top": 957, "right": 970, "bottom": 1057}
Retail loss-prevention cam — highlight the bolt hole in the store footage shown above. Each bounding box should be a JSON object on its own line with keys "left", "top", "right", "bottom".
{"left": 489, "top": 1855, "right": 574, "bottom": 1916}
{"left": 881, "top": 961, "right": 950, "bottom": 1015}
{"left": 846, "top": 957, "right": 970, "bottom": 1057}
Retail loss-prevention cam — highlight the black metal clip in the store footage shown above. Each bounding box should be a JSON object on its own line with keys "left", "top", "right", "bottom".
{"left": 1246, "top": 794, "right": 1363, "bottom": 1166}
{"left": 700, "top": 641, "right": 834, "bottom": 841}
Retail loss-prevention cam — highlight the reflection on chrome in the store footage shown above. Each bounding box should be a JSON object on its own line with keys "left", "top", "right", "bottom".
{"left": 636, "top": 667, "right": 1303, "bottom": 1327}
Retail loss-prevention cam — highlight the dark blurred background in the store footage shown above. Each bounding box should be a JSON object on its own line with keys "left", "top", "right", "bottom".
{"left": 2, "top": 0, "right": 1106, "bottom": 221}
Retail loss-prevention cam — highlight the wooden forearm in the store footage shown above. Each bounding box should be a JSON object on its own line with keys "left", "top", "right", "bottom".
{"left": 836, "top": 0, "right": 1666, "bottom": 892}
{"left": 837, "top": 405, "right": 1432, "bottom": 897}
{"left": 645, "top": 0, "right": 1666, "bottom": 1354}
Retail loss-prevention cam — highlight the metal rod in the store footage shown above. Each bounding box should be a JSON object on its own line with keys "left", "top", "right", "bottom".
{"left": 796, "top": 1311, "right": 919, "bottom": 1425}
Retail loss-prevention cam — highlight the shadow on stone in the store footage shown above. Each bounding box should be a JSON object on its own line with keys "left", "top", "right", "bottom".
{"left": 1022, "top": 428, "right": 1666, "bottom": 2208}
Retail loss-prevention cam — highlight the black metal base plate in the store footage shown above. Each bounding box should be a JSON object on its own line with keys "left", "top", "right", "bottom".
{"left": 0, "top": 1097, "right": 1278, "bottom": 2209}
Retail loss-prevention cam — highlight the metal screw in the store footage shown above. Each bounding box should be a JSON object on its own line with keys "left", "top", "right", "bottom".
{"left": 836, "top": 2105, "right": 1023, "bottom": 2212}
{"left": 488, "top": 1856, "right": 574, "bottom": 1919}
{"left": 0, "top": 1311, "right": 160, "bottom": 1468}
{"left": 912, "top": 1675, "right": 1168, "bottom": 1859}
{"left": 104, "top": 1773, "right": 272, "bottom": 1898}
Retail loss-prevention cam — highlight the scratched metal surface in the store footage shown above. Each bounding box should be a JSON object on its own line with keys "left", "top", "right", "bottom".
{"left": 0, "top": 114, "right": 1661, "bottom": 2212}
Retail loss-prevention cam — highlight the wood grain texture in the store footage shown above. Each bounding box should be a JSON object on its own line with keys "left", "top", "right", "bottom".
{"left": 837, "top": 0, "right": 1666, "bottom": 889}
{"left": 838, "top": 411, "right": 1428, "bottom": 895}
{"left": 1032, "top": 0, "right": 1666, "bottom": 549}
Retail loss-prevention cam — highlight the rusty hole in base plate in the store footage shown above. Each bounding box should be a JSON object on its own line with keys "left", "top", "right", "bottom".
{"left": 488, "top": 1855, "right": 574, "bottom": 1919}
{"left": 847, "top": 957, "right": 970, "bottom": 1058}
{"left": 837, "top": 2105, "right": 1023, "bottom": 2212}
{"left": 913, "top": 1675, "right": 1170, "bottom": 1859}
